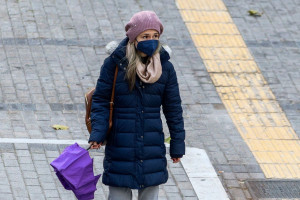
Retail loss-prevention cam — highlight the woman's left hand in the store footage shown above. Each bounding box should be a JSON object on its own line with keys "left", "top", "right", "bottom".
{"left": 171, "top": 158, "right": 181, "bottom": 163}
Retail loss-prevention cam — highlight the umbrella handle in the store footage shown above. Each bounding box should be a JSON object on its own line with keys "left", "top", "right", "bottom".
{"left": 86, "top": 145, "right": 92, "bottom": 151}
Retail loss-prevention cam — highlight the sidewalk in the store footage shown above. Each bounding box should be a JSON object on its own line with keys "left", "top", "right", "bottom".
{"left": 0, "top": 139, "right": 228, "bottom": 199}
{"left": 0, "top": 141, "right": 196, "bottom": 199}
{"left": 0, "top": 0, "right": 228, "bottom": 199}
{"left": 0, "top": 0, "right": 300, "bottom": 199}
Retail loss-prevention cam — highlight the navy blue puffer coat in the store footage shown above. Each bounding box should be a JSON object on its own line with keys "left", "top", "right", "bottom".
{"left": 88, "top": 37, "right": 185, "bottom": 189}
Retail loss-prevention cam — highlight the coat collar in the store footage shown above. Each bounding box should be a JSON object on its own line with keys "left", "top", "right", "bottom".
{"left": 106, "top": 37, "right": 171, "bottom": 65}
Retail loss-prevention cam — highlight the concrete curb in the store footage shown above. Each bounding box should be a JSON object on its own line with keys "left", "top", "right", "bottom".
{"left": 181, "top": 147, "right": 230, "bottom": 200}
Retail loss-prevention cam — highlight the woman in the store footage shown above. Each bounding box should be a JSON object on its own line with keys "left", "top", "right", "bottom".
{"left": 88, "top": 11, "right": 185, "bottom": 200}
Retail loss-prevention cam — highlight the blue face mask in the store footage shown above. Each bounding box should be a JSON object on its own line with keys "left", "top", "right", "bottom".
{"left": 136, "top": 39, "right": 159, "bottom": 57}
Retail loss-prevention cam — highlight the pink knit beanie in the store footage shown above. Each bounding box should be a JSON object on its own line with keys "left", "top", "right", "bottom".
{"left": 125, "top": 11, "right": 164, "bottom": 42}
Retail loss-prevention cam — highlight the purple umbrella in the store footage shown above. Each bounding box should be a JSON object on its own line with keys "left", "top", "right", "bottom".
{"left": 50, "top": 143, "right": 101, "bottom": 200}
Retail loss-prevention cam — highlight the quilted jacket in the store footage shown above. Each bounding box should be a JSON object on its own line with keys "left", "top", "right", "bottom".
{"left": 88, "top": 37, "right": 185, "bottom": 189}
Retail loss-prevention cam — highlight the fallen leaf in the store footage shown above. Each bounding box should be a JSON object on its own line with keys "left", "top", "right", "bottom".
{"left": 52, "top": 125, "right": 69, "bottom": 130}
{"left": 164, "top": 136, "right": 171, "bottom": 144}
{"left": 248, "top": 10, "right": 263, "bottom": 17}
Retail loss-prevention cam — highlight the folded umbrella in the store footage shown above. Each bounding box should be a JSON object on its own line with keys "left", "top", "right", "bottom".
{"left": 50, "top": 143, "right": 101, "bottom": 200}
{"left": 74, "top": 173, "right": 101, "bottom": 200}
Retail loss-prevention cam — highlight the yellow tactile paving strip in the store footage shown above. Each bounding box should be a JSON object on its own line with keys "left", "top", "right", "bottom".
{"left": 176, "top": 0, "right": 300, "bottom": 178}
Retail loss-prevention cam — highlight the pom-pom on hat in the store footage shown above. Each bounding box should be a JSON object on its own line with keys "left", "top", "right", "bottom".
{"left": 125, "top": 11, "right": 164, "bottom": 42}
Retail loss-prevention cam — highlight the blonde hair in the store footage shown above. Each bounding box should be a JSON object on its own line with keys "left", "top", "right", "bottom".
{"left": 125, "top": 41, "right": 162, "bottom": 91}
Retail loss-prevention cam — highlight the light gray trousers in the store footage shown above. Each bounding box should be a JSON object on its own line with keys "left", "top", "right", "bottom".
{"left": 108, "top": 186, "right": 159, "bottom": 200}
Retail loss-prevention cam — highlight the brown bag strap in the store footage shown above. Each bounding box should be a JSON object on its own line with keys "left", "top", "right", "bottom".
{"left": 108, "top": 65, "right": 118, "bottom": 131}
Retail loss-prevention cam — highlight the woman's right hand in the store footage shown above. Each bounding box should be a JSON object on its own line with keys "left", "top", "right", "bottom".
{"left": 89, "top": 141, "right": 102, "bottom": 149}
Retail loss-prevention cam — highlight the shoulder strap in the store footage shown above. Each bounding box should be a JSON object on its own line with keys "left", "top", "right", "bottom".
{"left": 108, "top": 65, "right": 118, "bottom": 133}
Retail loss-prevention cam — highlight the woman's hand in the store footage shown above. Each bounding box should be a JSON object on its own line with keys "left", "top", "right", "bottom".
{"left": 89, "top": 141, "right": 102, "bottom": 149}
{"left": 171, "top": 158, "right": 181, "bottom": 163}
